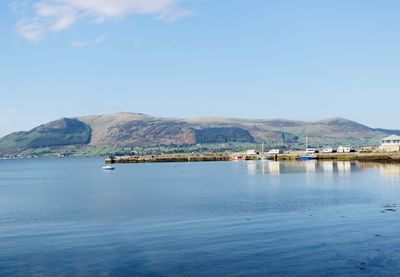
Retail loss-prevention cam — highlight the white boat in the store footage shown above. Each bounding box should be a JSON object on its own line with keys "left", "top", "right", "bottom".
{"left": 299, "top": 154, "right": 317, "bottom": 161}
{"left": 102, "top": 165, "right": 115, "bottom": 170}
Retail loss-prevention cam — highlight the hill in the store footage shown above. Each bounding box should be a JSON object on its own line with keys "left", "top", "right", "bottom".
{"left": 0, "top": 113, "right": 394, "bottom": 155}
{"left": 0, "top": 118, "right": 91, "bottom": 154}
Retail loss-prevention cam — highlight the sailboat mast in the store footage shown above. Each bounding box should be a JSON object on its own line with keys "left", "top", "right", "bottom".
{"left": 306, "top": 136, "right": 308, "bottom": 150}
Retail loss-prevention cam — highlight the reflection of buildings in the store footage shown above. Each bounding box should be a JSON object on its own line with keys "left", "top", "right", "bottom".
{"left": 379, "top": 164, "right": 400, "bottom": 180}
{"left": 268, "top": 161, "right": 281, "bottom": 175}
{"left": 245, "top": 160, "right": 360, "bottom": 175}
{"left": 246, "top": 162, "right": 257, "bottom": 175}
{"left": 380, "top": 164, "right": 400, "bottom": 178}
{"left": 360, "top": 163, "right": 400, "bottom": 180}
{"left": 304, "top": 160, "right": 317, "bottom": 174}
{"left": 321, "top": 161, "right": 334, "bottom": 173}
{"left": 337, "top": 161, "right": 352, "bottom": 174}
{"left": 246, "top": 161, "right": 281, "bottom": 175}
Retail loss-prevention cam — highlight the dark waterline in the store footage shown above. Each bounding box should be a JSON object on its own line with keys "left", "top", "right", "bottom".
{"left": 1, "top": 158, "right": 400, "bottom": 276}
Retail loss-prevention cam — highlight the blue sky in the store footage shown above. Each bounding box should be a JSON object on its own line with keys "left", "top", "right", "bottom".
{"left": 1, "top": 0, "right": 400, "bottom": 137}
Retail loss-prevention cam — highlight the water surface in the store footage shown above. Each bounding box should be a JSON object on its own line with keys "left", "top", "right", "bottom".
{"left": 1, "top": 158, "right": 400, "bottom": 276}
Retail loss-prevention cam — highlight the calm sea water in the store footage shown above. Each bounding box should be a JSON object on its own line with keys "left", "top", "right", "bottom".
{"left": 1, "top": 158, "right": 400, "bottom": 276}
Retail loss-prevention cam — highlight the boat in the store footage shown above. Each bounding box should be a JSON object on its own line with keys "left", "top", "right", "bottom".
{"left": 299, "top": 136, "right": 318, "bottom": 161}
{"left": 299, "top": 154, "right": 317, "bottom": 161}
{"left": 102, "top": 165, "right": 115, "bottom": 170}
{"left": 232, "top": 155, "right": 246, "bottom": 161}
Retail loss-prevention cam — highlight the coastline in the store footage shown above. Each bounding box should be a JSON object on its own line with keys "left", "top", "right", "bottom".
{"left": 106, "top": 152, "right": 400, "bottom": 164}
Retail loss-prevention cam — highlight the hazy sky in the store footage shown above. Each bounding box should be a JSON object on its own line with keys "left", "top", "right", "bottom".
{"left": 1, "top": 0, "right": 400, "bottom": 137}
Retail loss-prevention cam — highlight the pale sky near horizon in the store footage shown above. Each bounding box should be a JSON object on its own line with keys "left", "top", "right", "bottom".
{"left": 1, "top": 0, "right": 400, "bottom": 137}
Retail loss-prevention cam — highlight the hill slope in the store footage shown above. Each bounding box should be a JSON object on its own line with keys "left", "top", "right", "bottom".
{"left": 0, "top": 118, "right": 91, "bottom": 154}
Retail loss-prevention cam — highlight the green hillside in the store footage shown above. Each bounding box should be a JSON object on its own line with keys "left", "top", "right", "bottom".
{"left": 194, "top": 127, "right": 255, "bottom": 143}
{"left": 0, "top": 118, "right": 91, "bottom": 154}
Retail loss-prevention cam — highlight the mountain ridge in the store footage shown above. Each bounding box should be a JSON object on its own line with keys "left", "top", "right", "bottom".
{"left": 0, "top": 112, "right": 396, "bottom": 155}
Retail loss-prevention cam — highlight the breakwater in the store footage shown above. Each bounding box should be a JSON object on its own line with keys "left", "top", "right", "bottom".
{"left": 106, "top": 153, "right": 231, "bottom": 164}
{"left": 316, "top": 152, "right": 400, "bottom": 162}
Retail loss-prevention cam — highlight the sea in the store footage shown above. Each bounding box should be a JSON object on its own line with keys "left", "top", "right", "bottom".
{"left": 1, "top": 158, "right": 400, "bottom": 276}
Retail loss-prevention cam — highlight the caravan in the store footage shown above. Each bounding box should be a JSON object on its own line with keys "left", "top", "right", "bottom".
{"left": 321, "top": 147, "right": 334, "bottom": 153}
{"left": 337, "top": 146, "right": 351, "bottom": 153}
{"left": 268, "top": 149, "right": 281, "bottom": 154}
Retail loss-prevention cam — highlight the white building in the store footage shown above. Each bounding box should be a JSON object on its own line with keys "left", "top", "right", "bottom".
{"left": 337, "top": 146, "right": 351, "bottom": 153}
{"left": 379, "top": 135, "right": 400, "bottom": 152}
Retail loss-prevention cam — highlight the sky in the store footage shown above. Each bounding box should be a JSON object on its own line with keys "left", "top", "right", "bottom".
{"left": 1, "top": 0, "right": 400, "bottom": 137}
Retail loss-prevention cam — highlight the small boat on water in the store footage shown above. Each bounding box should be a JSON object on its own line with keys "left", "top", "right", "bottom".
{"left": 299, "top": 154, "right": 317, "bottom": 161}
{"left": 232, "top": 155, "right": 246, "bottom": 161}
{"left": 102, "top": 165, "right": 115, "bottom": 170}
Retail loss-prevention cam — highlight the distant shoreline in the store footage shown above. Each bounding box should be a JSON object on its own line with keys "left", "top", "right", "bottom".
{"left": 105, "top": 152, "right": 400, "bottom": 164}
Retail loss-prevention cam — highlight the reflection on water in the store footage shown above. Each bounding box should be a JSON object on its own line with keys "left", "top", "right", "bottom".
{"left": 3, "top": 158, "right": 400, "bottom": 276}
{"left": 246, "top": 160, "right": 400, "bottom": 180}
{"left": 268, "top": 161, "right": 281, "bottom": 175}
{"left": 360, "top": 163, "right": 400, "bottom": 180}
{"left": 322, "top": 160, "right": 333, "bottom": 173}
{"left": 337, "top": 161, "right": 352, "bottom": 175}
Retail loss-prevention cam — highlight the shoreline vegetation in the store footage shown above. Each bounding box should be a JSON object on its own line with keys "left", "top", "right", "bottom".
{"left": 105, "top": 152, "right": 400, "bottom": 164}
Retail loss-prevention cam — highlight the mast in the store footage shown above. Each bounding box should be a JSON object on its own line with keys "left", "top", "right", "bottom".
{"left": 306, "top": 136, "right": 308, "bottom": 150}
{"left": 261, "top": 141, "right": 264, "bottom": 160}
